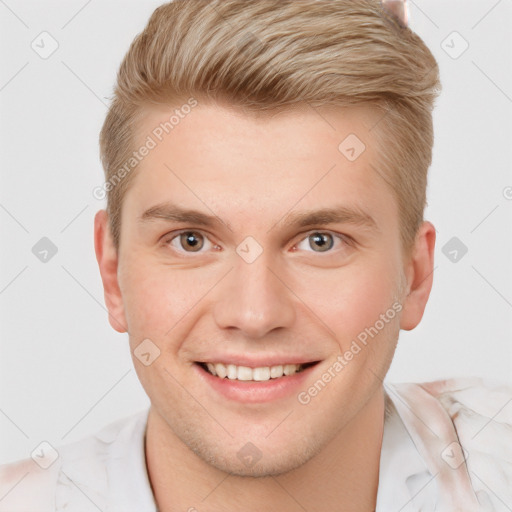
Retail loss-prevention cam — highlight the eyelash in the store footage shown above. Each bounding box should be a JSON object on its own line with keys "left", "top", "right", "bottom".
{"left": 162, "top": 229, "right": 353, "bottom": 255}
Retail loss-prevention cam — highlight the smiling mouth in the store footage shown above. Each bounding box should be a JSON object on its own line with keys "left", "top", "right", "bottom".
{"left": 196, "top": 361, "right": 319, "bottom": 382}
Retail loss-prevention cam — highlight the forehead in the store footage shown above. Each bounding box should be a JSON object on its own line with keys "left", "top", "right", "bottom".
{"left": 123, "top": 100, "right": 397, "bottom": 233}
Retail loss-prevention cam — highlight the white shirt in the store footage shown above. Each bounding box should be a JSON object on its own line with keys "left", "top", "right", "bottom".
{"left": 1, "top": 377, "right": 511, "bottom": 511}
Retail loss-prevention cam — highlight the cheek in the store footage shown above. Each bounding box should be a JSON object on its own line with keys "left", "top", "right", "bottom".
{"left": 119, "top": 256, "right": 220, "bottom": 340}
{"left": 293, "top": 259, "right": 401, "bottom": 346}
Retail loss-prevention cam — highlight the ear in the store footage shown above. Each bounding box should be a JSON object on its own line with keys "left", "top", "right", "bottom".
{"left": 94, "top": 210, "right": 128, "bottom": 333}
{"left": 400, "top": 221, "right": 436, "bottom": 331}
{"left": 381, "top": 0, "right": 408, "bottom": 28}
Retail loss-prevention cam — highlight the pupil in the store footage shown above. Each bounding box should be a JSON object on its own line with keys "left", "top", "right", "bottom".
{"left": 181, "top": 232, "right": 203, "bottom": 252}
{"left": 310, "top": 233, "right": 333, "bottom": 252}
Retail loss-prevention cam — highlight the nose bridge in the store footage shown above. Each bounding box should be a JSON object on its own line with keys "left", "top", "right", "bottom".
{"left": 212, "top": 250, "right": 295, "bottom": 338}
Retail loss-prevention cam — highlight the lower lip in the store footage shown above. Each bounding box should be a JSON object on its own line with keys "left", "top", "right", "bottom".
{"left": 194, "top": 363, "right": 319, "bottom": 404}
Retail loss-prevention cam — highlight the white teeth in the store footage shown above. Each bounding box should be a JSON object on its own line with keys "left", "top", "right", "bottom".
{"left": 283, "top": 364, "right": 296, "bottom": 376}
{"left": 270, "top": 365, "right": 283, "bottom": 378}
{"left": 227, "top": 364, "right": 237, "bottom": 380}
{"left": 237, "top": 366, "right": 253, "bottom": 381}
{"left": 203, "top": 362, "right": 304, "bottom": 381}
{"left": 253, "top": 367, "right": 270, "bottom": 381}
{"left": 215, "top": 363, "right": 227, "bottom": 378}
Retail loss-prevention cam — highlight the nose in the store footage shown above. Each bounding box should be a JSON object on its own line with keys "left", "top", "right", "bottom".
{"left": 212, "top": 253, "right": 296, "bottom": 339}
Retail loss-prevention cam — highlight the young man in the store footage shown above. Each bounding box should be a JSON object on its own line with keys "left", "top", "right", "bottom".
{"left": 1, "top": 0, "right": 511, "bottom": 510}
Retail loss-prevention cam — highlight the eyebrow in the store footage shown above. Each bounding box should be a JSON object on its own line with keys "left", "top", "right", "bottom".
{"left": 139, "top": 203, "right": 228, "bottom": 229}
{"left": 139, "top": 202, "right": 379, "bottom": 233}
{"left": 277, "top": 205, "right": 379, "bottom": 233}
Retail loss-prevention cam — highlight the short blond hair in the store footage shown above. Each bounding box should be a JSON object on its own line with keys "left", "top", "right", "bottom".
{"left": 99, "top": 0, "right": 441, "bottom": 253}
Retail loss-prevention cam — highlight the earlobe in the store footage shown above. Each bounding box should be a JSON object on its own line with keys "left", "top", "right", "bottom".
{"left": 399, "top": 221, "right": 436, "bottom": 331}
{"left": 94, "top": 210, "right": 128, "bottom": 333}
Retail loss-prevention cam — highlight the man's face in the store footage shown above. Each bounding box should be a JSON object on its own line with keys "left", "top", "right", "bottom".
{"left": 105, "top": 101, "right": 413, "bottom": 476}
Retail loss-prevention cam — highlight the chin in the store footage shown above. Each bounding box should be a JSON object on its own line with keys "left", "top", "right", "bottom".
{"left": 187, "top": 434, "right": 322, "bottom": 478}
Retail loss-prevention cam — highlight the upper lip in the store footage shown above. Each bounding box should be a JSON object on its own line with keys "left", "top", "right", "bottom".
{"left": 196, "top": 355, "right": 321, "bottom": 367}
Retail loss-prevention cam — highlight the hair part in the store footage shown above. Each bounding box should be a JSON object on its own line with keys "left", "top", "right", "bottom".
{"left": 99, "top": 0, "right": 441, "bottom": 255}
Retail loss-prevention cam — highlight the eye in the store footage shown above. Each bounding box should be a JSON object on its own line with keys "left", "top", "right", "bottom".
{"left": 165, "top": 230, "right": 216, "bottom": 253}
{"left": 295, "top": 231, "right": 348, "bottom": 253}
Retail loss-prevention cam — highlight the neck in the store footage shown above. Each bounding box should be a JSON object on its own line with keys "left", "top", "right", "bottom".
{"left": 146, "top": 387, "right": 385, "bottom": 512}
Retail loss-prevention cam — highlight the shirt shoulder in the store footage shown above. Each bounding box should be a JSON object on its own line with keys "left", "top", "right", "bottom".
{"left": 385, "top": 376, "right": 512, "bottom": 511}
{"left": 0, "top": 408, "right": 153, "bottom": 512}
{"left": 0, "top": 455, "right": 60, "bottom": 512}
{"left": 420, "top": 377, "right": 512, "bottom": 481}
{"left": 418, "top": 375, "right": 512, "bottom": 422}
{"left": 390, "top": 375, "right": 512, "bottom": 443}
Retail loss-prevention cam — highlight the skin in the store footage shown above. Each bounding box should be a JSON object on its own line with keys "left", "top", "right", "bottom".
{"left": 95, "top": 99, "right": 435, "bottom": 511}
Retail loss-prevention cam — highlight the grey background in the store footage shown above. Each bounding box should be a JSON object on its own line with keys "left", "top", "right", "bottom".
{"left": 1, "top": 0, "right": 511, "bottom": 464}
